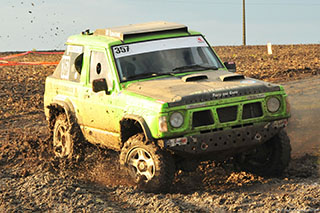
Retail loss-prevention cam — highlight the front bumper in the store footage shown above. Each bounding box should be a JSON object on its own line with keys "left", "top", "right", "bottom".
{"left": 162, "top": 119, "right": 288, "bottom": 155}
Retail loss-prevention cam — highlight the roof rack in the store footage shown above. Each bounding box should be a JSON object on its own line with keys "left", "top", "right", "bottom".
{"left": 94, "top": 21, "right": 188, "bottom": 40}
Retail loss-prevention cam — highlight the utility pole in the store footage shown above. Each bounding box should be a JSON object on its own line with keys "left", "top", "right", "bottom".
{"left": 243, "top": 0, "right": 246, "bottom": 46}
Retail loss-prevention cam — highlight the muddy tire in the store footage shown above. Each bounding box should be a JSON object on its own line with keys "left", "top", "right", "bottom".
{"left": 52, "top": 114, "right": 82, "bottom": 161}
{"left": 119, "top": 134, "right": 175, "bottom": 192}
{"left": 235, "top": 130, "right": 291, "bottom": 177}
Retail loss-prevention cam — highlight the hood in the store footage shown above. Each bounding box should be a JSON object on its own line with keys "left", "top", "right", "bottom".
{"left": 124, "top": 70, "right": 280, "bottom": 107}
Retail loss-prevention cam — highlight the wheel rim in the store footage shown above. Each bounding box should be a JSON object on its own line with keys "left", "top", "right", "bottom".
{"left": 53, "top": 123, "right": 71, "bottom": 158}
{"left": 127, "top": 148, "right": 155, "bottom": 182}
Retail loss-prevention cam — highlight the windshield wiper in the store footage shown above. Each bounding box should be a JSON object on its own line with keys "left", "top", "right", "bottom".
{"left": 127, "top": 72, "right": 172, "bottom": 80}
{"left": 172, "top": 64, "right": 218, "bottom": 73}
{"left": 125, "top": 64, "right": 218, "bottom": 81}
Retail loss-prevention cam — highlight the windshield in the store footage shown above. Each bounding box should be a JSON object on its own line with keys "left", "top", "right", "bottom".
{"left": 112, "top": 36, "right": 224, "bottom": 82}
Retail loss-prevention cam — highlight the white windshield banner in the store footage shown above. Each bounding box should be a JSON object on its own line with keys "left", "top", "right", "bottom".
{"left": 113, "top": 36, "right": 208, "bottom": 58}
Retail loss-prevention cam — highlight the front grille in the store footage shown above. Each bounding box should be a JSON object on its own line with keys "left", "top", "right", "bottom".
{"left": 192, "top": 110, "right": 214, "bottom": 127}
{"left": 242, "top": 102, "right": 263, "bottom": 119}
{"left": 191, "top": 102, "right": 263, "bottom": 128}
{"left": 217, "top": 106, "right": 238, "bottom": 123}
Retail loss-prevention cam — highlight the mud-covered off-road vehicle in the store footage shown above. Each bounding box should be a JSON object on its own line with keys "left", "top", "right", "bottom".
{"left": 44, "top": 21, "right": 291, "bottom": 191}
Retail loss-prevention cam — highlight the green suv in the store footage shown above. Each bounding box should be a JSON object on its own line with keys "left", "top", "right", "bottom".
{"left": 44, "top": 21, "right": 291, "bottom": 191}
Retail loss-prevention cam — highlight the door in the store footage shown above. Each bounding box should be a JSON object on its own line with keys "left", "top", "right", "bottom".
{"left": 79, "top": 48, "right": 120, "bottom": 149}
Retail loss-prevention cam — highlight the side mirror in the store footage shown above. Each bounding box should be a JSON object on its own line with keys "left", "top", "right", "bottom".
{"left": 224, "top": 62, "right": 236, "bottom": 73}
{"left": 92, "top": 78, "right": 109, "bottom": 94}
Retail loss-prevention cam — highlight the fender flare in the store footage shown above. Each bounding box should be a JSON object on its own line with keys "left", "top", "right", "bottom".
{"left": 121, "top": 114, "right": 154, "bottom": 142}
{"left": 47, "top": 97, "right": 77, "bottom": 129}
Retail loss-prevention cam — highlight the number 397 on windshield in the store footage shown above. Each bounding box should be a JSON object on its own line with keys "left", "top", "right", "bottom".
{"left": 114, "top": 46, "right": 130, "bottom": 54}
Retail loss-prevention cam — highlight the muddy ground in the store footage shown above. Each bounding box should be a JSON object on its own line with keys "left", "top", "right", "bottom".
{"left": 0, "top": 44, "right": 319, "bottom": 212}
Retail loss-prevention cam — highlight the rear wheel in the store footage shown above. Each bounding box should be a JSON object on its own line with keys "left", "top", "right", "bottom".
{"left": 52, "top": 114, "right": 82, "bottom": 160}
{"left": 120, "top": 134, "right": 175, "bottom": 192}
{"left": 235, "top": 130, "right": 291, "bottom": 176}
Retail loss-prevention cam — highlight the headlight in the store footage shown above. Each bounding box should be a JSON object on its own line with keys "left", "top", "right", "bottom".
{"left": 169, "top": 112, "right": 184, "bottom": 128}
{"left": 267, "top": 97, "right": 281, "bottom": 113}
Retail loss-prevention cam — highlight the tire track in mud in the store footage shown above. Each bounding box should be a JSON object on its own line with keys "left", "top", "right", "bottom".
{"left": 283, "top": 76, "right": 320, "bottom": 156}
{"left": 1, "top": 132, "right": 319, "bottom": 212}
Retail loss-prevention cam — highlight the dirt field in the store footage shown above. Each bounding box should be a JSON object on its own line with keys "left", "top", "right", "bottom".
{"left": 0, "top": 44, "right": 319, "bottom": 212}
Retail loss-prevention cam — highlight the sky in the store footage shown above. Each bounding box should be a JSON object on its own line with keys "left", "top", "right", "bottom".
{"left": 0, "top": 0, "right": 319, "bottom": 51}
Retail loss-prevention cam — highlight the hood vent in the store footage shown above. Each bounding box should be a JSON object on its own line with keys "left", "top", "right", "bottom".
{"left": 182, "top": 74, "right": 208, "bottom": 82}
{"left": 219, "top": 73, "right": 245, "bottom": 82}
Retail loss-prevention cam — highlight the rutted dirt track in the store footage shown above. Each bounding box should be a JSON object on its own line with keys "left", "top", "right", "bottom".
{"left": 0, "top": 44, "right": 319, "bottom": 212}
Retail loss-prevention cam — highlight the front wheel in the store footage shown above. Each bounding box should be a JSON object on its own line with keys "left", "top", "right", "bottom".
{"left": 234, "top": 130, "right": 291, "bottom": 177}
{"left": 119, "top": 134, "right": 175, "bottom": 192}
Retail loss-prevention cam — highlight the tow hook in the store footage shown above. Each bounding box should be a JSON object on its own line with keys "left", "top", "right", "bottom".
{"left": 201, "top": 142, "right": 208, "bottom": 150}
{"left": 254, "top": 133, "right": 262, "bottom": 141}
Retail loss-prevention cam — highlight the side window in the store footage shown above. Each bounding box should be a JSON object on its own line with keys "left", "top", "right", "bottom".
{"left": 69, "top": 52, "right": 83, "bottom": 82}
{"left": 90, "top": 51, "right": 113, "bottom": 89}
{"left": 60, "top": 55, "right": 70, "bottom": 80}
{"left": 53, "top": 45, "right": 83, "bottom": 82}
